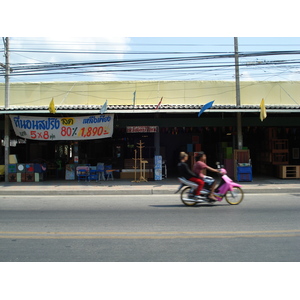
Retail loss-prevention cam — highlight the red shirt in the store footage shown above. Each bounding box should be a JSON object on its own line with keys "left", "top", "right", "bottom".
{"left": 193, "top": 161, "right": 207, "bottom": 179}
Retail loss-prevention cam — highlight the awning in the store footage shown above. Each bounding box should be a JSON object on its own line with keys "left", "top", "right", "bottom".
{"left": 1, "top": 104, "right": 300, "bottom": 114}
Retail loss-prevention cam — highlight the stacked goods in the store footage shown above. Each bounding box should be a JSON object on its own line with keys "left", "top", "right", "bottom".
{"left": 8, "top": 163, "right": 46, "bottom": 182}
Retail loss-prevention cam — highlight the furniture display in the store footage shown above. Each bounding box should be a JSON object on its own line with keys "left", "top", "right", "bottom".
{"left": 104, "top": 165, "right": 114, "bottom": 180}
{"left": 76, "top": 166, "right": 90, "bottom": 182}
{"left": 96, "top": 163, "right": 106, "bottom": 181}
{"left": 89, "top": 166, "right": 98, "bottom": 181}
{"left": 278, "top": 165, "right": 300, "bottom": 179}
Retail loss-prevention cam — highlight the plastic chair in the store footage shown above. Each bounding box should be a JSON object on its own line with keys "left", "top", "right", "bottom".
{"left": 105, "top": 165, "right": 114, "bottom": 180}
{"left": 96, "top": 163, "right": 106, "bottom": 181}
{"left": 76, "top": 166, "right": 90, "bottom": 182}
{"left": 89, "top": 166, "right": 98, "bottom": 181}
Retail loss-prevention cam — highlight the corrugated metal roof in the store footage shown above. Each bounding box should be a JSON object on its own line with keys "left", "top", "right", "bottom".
{"left": 1, "top": 104, "right": 300, "bottom": 114}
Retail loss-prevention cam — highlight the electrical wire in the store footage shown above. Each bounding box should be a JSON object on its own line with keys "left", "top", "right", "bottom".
{"left": 2, "top": 39, "right": 300, "bottom": 82}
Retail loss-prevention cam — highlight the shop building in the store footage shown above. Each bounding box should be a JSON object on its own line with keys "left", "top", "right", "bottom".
{"left": 1, "top": 80, "right": 300, "bottom": 181}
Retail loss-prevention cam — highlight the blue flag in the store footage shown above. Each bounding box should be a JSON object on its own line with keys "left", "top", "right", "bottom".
{"left": 100, "top": 100, "right": 108, "bottom": 114}
{"left": 198, "top": 100, "right": 214, "bottom": 117}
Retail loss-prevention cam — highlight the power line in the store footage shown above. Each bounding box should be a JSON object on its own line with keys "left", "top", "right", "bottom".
{"left": 3, "top": 39, "right": 300, "bottom": 82}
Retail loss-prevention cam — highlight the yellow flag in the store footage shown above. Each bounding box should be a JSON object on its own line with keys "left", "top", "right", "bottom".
{"left": 260, "top": 98, "right": 267, "bottom": 121}
{"left": 49, "top": 98, "right": 56, "bottom": 114}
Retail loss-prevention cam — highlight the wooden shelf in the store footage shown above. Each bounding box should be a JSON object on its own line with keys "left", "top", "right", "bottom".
{"left": 271, "top": 139, "right": 288, "bottom": 151}
{"left": 278, "top": 165, "right": 300, "bottom": 179}
{"left": 272, "top": 152, "right": 289, "bottom": 165}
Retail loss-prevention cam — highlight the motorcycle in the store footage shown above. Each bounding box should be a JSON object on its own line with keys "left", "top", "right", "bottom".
{"left": 175, "top": 166, "right": 244, "bottom": 206}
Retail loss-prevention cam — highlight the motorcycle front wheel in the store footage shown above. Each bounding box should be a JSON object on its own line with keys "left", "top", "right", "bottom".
{"left": 225, "top": 187, "right": 244, "bottom": 205}
{"left": 180, "top": 186, "right": 197, "bottom": 206}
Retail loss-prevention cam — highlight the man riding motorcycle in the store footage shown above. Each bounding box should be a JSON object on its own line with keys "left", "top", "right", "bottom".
{"left": 193, "top": 151, "right": 222, "bottom": 201}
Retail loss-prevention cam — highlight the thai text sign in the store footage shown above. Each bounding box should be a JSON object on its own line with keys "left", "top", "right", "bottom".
{"left": 126, "top": 126, "right": 159, "bottom": 133}
{"left": 10, "top": 114, "right": 114, "bottom": 141}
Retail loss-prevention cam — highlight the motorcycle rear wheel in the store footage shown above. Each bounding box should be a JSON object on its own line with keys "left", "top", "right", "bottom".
{"left": 225, "top": 187, "right": 244, "bottom": 205}
{"left": 181, "top": 186, "right": 197, "bottom": 206}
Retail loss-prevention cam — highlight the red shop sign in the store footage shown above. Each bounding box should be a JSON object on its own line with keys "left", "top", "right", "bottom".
{"left": 126, "top": 126, "right": 159, "bottom": 133}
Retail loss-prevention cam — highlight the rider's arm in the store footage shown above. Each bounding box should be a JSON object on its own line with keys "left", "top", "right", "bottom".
{"left": 206, "top": 165, "right": 221, "bottom": 173}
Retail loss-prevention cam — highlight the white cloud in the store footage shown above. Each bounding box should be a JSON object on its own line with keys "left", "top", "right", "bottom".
{"left": 6, "top": 37, "right": 131, "bottom": 82}
{"left": 240, "top": 71, "right": 255, "bottom": 81}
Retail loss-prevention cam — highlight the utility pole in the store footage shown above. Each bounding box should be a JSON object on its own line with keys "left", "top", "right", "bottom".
{"left": 3, "top": 37, "right": 10, "bottom": 182}
{"left": 234, "top": 37, "right": 243, "bottom": 150}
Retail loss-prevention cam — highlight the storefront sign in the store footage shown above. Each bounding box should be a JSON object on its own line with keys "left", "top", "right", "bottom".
{"left": 10, "top": 114, "right": 114, "bottom": 141}
{"left": 126, "top": 126, "right": 159, "bottom": 133}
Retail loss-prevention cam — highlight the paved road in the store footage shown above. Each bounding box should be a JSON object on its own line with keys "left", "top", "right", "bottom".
{"left": 0, "top": 193, "right": 299, "bottom": 262}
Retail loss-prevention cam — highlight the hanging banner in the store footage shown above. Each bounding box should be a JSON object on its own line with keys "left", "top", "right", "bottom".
{"left": 10, "top": 114, "right": 114, "bottom": 141}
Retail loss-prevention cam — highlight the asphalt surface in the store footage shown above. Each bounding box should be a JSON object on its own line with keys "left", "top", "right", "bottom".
{"left": 0, "top": 193, "right": 299, "bottom": 262}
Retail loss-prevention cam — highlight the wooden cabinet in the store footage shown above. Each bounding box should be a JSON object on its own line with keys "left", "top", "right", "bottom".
{"left": 278, "top": 165, "right": 300, "bottom": 179}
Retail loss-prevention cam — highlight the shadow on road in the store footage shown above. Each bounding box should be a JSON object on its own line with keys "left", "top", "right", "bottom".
{"left": 149, "top": 203, "right": 229, "bottom": 208}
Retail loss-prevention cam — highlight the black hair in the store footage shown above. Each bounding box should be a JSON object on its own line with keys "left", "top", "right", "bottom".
{"left": 195, "top": 151, "right": 205, "bottom": 161}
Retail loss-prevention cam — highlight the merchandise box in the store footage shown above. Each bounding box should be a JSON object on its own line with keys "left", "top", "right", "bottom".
{"left": 17, "top": 164, "right": 26, "bottom": 173}
{"left": 34, "top": 163, "right": 42, "bottom": 173}
{"left": 17, "top": 173, "right": 26, "bottom": 182}
{"left": 34, "top": 173, "right": 40, "bottom": 182}
{"left": 187, "top": 144, "right": 193, "bottom": 152}
{"left": 26, "top": 163, "right": 34, "bottom": 173}
{"left": 194, "top": 144, "right": 201, "bottom": 152}
{"left": 8, "top": 164, "right": 17, "bottom": 173}
{"left": 25, "top": 173, "right": 34, "bottom": 182}
{"left": 8, "top": 173, "right": 17, "bottom": 182}
{"left": 9, "top": 154, "right": 18, "bottom": 164}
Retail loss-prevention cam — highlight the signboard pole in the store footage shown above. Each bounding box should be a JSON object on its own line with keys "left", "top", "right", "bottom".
{"left": 3, "top": 38, "right": 10, "bottom": 183}
{"left": 234, "top": 37, "right": 243, "bottom": 150}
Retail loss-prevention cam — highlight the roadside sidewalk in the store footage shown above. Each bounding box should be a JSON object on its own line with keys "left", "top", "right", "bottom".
{"left": 0, "top": 176, "right": 299, "bottom": 195}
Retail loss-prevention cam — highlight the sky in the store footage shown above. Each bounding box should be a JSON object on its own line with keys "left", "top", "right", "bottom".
{"left": 1, "top": 2, "right": 300, "bottom": 83}
{"left": 1, "top": 37, "right": 300, "bottom": 83}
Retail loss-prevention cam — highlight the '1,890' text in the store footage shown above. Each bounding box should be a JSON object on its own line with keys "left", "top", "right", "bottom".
{"left": 78, "top": 126, "right": 107, "bottom": 137}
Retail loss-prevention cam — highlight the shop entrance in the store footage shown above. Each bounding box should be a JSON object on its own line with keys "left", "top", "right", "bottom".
{"left": 26, "top": 141, "right": 74, "bottom": 179}
{"left": 159, "top": 125, "right": 300, "bottom": 178}
{"left": 160, "top": 127, "right": 236, "bottom": 176}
